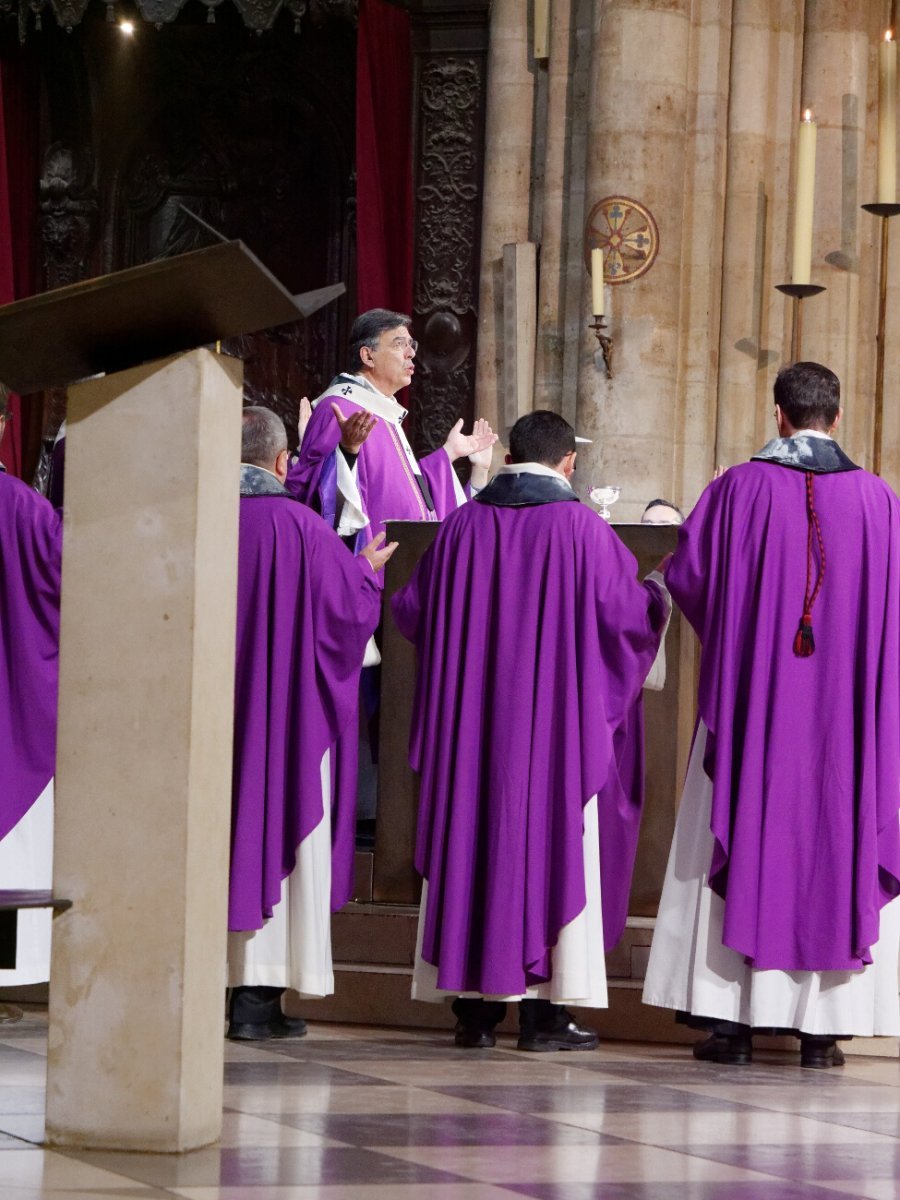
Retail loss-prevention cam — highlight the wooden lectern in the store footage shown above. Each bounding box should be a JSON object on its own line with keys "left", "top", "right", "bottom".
{"left": 0, "top": 244, "right": 341, "bottom": 1153}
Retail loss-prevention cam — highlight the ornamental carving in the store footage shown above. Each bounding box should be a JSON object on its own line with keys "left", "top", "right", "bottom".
{"left": 1, "top": 0, "right": 356, "bottom": 38}
{"left": 39, "top": 143, "right": 99, "bottom": 289}
{"left": 411, "top": 54, "right": 486, "bottom": 454}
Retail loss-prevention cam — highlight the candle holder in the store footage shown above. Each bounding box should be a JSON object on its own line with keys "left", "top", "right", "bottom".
{"left": 588, "top": 315, "right": 613, "bottom": 377}
{"left": 774, "top": 282, "right": 826, "bottom": 361}
{"left": 861, "top": 202, "right": 900, "bottom": 476}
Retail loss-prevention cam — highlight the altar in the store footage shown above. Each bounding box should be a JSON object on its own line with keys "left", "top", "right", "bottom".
{"left": 293, "top": 519, "right": 701, "bottom": 1043}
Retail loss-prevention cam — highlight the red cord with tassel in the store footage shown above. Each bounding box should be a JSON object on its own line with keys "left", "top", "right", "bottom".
{"left": 794, "top": 471, "right": 825, "bottom": 657}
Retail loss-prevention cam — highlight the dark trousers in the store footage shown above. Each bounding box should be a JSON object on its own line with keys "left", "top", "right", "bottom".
{"left": 452, "top": 996, "right": 567, "bottom": 1034}
{"left": 230, "top": 985, "right": 285, "bottom": 1025}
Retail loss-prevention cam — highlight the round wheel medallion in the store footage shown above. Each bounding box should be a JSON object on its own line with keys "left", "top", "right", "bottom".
{"left": 584, "top": 196, "right": 659, "bottom": 284}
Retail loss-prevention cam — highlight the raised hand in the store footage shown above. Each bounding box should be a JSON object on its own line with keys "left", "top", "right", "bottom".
{"left": 443, "top": 417, "right": 498, "bottom": 464}
{"left": 297, "top": 396, "right": 312, "bottom": 446}
{"left": 332, "top": 402, "right": 377, "bottom": 454}
{"left": 359, "top": 531, "right": 399, "bottom": 573}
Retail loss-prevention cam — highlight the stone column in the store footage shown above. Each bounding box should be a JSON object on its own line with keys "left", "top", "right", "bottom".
{"left": 46, "top": 348, "right": 242, "bottom": 1152}
{"left": 713, "top": 0, "right": 804, "bottom": 469}
{"left": 576, "top": 0, "right": 693, "bottom": 522}
{"left": 792, "top": 0, "right": 871, "bottom": 466}
{"left": 474, "top": 0, "right": 536, "bottom": 440}
{"left": 670, "top": 0, "right": 734, "bottom": 508}
{"left": 534, "top": 0, "right": 576, "bottom": 414}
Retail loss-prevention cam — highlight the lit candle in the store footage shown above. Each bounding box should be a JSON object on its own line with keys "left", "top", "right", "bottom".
{"left": 591, "top": 246, "right": 604, "bottom": 316}
{"left": 791, "top": 110, "right": 817, "bottom": 285}
{"left": 879, "top": 30, "right": 897, "bottom": 203}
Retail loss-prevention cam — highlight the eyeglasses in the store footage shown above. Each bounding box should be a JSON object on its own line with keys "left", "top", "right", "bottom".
{"left": 385, "top": 337, "right": 418, "bottom": 353}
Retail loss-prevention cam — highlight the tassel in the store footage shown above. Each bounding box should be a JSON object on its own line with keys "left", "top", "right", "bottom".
{"left": 793, "top": 613, "right": 815, "bottom": 657}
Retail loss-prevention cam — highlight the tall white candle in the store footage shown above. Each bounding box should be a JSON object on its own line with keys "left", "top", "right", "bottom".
{"left": 591, "top": 247, "right": 604, "bottom": 316}
{"left": 791, "top": 110, "right": 817, "bottom": 285}
{"left": 878, "top": 31, "right": 897, "bottom": 204}
{"left": 534, "top": 0, "right": 550, "bottom": 60}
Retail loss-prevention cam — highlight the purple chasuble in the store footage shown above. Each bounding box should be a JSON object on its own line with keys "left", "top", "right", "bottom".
{"left": 392, "top": 495, "right": 668, "bottom": 995}
{"left": 286, "top": 388, "right": 461, "bottom": 552}
{"left": 229, "top": 489, "right": 380, "bottom": 930}
{"left": 666, "top": 459, "right": 900, "bottom": 971}
{"left": 0, "top": 474, "right": 62, "bottom": 843}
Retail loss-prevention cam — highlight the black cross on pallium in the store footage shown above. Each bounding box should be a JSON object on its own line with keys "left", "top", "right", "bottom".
{"left": 341, "top": 386, "right": 352, "bottom": 396}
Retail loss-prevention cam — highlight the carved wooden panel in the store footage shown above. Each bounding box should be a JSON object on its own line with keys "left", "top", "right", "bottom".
{"left": 408, "top": 1, "right": 489, "bottom": 456}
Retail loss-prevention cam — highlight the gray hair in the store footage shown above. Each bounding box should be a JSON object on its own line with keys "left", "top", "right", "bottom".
{"left": 241, "top": 405, "right": 287, "bottom": 467}
{"left": 347, "top": 308, "right": 412, "bottom": 373}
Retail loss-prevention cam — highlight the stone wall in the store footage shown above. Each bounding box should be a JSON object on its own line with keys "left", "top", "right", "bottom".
{"left": 477, "top": 0, "right": 898, "bottom": 518}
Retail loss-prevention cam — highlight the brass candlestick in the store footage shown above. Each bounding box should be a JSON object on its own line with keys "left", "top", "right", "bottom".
{"left": 861, "top": 202, "right": 900, "bottom": 476}
{"left": 589, "top": 315, "right": 613, "bottom": 377}
{"left": 774, "top": 282, "right": 826, "bottom": 362}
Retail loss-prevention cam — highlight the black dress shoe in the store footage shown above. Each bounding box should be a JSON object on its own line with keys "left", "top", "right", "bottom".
{"left": 800, "top": 1036, "right": 845, "bottom": 1069}
{"left": 517, "top": 1019, "right": 600, "bottom": 1052}
{"left": 269, "top": 1014, "right": 308, "bottom": 1039}
{"left": 454, "top": 1024, "right": 496, "bottom": 1049}
{"left": 226, "top": 1020, "right": 274, "bottom": 1041}
{"left": 227, "top": 1015, "right": 308, "bottom": 1041}
{"left": 692, "top": 1033, "right": 753, "bottom": 1065}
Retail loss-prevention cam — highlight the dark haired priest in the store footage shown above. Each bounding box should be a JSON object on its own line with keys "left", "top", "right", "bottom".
{"left": 643, "top": 361, "right": 900, "bottom": 1069}
{"left": 286, "top": 308, "right": 497, "bottom": 546}
{"left": 227, "top": 406, "right": 395, "bottom": 1039}
{"left": 392, "top": 410, "right": 670, "bottom": 1049}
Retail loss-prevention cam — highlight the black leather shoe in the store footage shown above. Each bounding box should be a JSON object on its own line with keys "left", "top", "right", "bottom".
{"left": 270, "top": 1015, "right": 308, "bottom": 1039}
{"left": 800, "top": 1037, "right": 845, "bottom": 1069}
{"left": 517, "top": 1019, "right": 600, "bottom": 1052}
{"left": 692, "top": 1033, "right": 752, "bottom": 1065}
{"left": 454, "top": 1024, "right": 496, "bottom": 1049}
{"left": 226, "top": 1020, "right": 274, "bottom": 1041}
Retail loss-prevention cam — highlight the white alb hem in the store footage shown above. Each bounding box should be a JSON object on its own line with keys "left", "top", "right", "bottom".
{"left": 642, "top": 722, "right": 900, "bottom": 1037}
{"left": 227, "top": 751, "right": 335, "bottom": 998}
{"left": 412, "top": 794, "right": 608, "bottom": 1007}
{"left": 0, "top": 781, "right": 54, "bottom": 987}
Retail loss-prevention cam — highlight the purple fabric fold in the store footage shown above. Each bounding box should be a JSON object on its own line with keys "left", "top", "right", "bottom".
{"left": 392, "top": 499, "right": 667, "bottom": 995}
{"left": 0, "top": 475, "right": 61, "bottom": 844}
{"left": 229, "top": 496, "right": 380, "bottom": 931}
{"left": 666, "top": 461, "right": 900, "bottom": 971}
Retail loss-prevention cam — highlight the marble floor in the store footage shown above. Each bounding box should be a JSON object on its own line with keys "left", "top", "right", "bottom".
{"left": 1, "top": 1011, "right": 900, "bottom": 1199}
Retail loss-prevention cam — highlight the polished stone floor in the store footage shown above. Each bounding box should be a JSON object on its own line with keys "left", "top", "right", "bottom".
{"left": 1, "top": 1010, "right": 900, "bottom": 1198}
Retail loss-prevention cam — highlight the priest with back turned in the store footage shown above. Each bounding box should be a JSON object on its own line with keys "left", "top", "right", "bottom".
{"left": 226, "top": 406, "right": 395, "bottom": 1040}
{"left": 392, "top": 410, "right": 670, "bottom": 1050}
{"left": 643, "top": 361, "right": 900, "bottom": 1069}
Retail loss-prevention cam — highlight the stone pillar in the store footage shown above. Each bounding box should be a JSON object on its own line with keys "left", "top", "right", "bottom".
{"left": 576, "top": 0, "right": 692, "bottom": 522}
{"left": 713, "top": 0, "right": 804, "bottom": 469}
{"left": 793, "top": 0, "right": 871, "bottom": 466}
{"left": 474, "top": 0, "right": 536, "bottom": 440}
{"left": 670, "top": 0, "right": 734, "bottom": 508}
{"left": 534, "top": 0, "right": 576, "bottom": 414}
{"left": 46, "top": 348, "right": 242, "bottom": 1152}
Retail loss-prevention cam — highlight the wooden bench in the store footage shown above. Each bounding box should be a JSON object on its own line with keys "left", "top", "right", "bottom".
{"left": 0, "top": 891, "right": 72, "bottom": 970}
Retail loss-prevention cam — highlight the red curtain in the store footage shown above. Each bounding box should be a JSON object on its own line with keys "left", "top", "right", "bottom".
{"left": 355, "top": 0, "right": 414, "bottom": 317}
{"left": 0, "top": 40, "right": 39, "bottom": 478}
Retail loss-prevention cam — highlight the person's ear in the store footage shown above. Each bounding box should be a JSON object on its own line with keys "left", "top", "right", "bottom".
{"left": 274, "top": 448, "right": 289, "bottom": 483}
{"left": 562, "top": 450, "right": 577, "bottom": 479}
{"left": 832, "top": 406, "right": 843, "bottom": 433}
{"left": 504, "top": 453, "right": 512, "bottom": 465}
